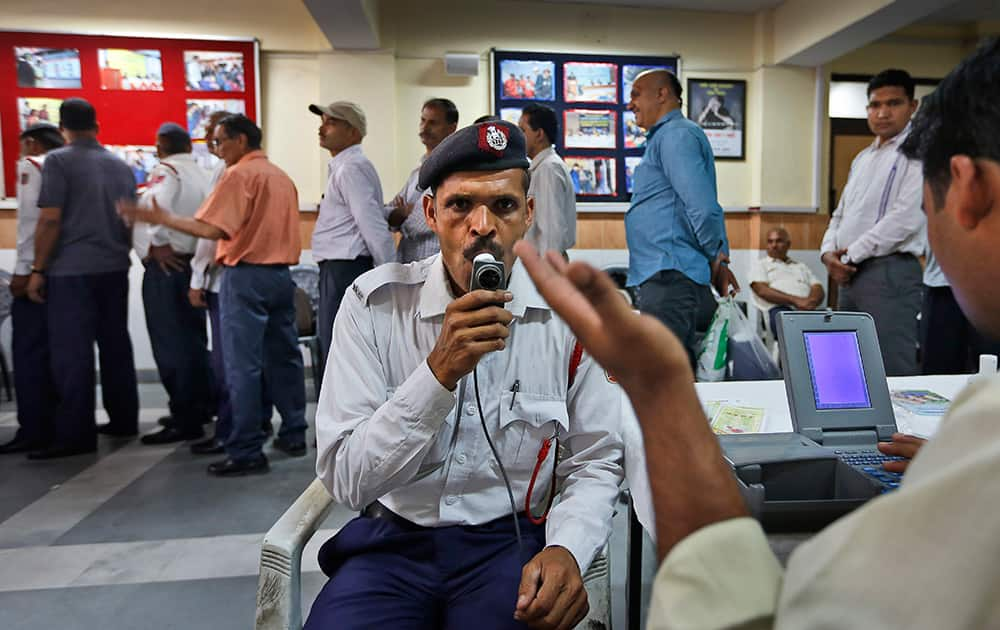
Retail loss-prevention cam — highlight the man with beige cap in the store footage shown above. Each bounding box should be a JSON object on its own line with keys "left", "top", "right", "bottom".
{"left": 309, "top": 101, "right": 395, "bottom": 377}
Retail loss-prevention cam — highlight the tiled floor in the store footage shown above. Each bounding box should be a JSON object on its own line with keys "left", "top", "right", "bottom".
{"left": 0, "top": 384, "right": 660, "bottom": 629}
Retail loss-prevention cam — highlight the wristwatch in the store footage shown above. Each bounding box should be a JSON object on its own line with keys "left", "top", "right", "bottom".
{"left": 30, "top": 266, "right": 46, "bottom": 276}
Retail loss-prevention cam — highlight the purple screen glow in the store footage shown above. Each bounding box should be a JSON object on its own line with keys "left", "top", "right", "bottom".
{"left": 803, "top": 331, "right": 871, "bottom": 410}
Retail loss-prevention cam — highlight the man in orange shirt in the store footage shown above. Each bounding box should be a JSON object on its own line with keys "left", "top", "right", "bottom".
{"left": 120, "top": 115, "right": 307, "bottom": 476}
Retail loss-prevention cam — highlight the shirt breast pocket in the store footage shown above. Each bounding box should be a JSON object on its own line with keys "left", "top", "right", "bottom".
{"left": 495, "top": 392, "right": 569, "bottom": 473}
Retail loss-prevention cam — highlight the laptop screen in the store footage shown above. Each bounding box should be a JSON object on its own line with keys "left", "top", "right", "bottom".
{"left": 803, "top": 331, "right": 872, "bottom": 410}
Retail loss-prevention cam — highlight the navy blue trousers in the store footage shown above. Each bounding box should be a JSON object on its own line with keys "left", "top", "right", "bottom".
{"left": 207, "top": 291, "right": 274, "bottom": 444}
{"left": 768, "top": 305, "right": 794, "bottom": 337}
{"left": 317, "top": 257, "right": 373, "bottom": 382}
{"left": 46, "top": 271, "right": 139, "bottom": 448}
{"left": 218, "top": 265, "right": 305, "bottom": 461}
{"left": 142, "top": 261, "right": 214, "bottom": 433}
{"left": 304, "top": 511, "right": 545, "bottom": 629}
{"left": 11, "top": 296, "right": 57, "bottom": 445}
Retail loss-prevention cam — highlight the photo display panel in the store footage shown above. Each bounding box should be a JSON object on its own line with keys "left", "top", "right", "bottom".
{"left": 803, "top": 331, "right": 872, "bottom": 410}
{"left": 0, "top": 31, "right": 258, "bottom": 195}
{"left": 493, "top": 50, "right": 677, "bottom": 204}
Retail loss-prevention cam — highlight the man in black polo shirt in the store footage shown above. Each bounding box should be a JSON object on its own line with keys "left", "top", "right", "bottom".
{"left": 26, "top": 98, "right": 140, "bottom": 459}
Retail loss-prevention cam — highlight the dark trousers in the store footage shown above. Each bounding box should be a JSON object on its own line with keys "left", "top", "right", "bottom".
{"left": 921, "top": 285, "right": 1000, "bottom": 374}
{"left": 635, "top": 269, "right": 701, "bottom": 366}
{"left": 207, "top": 291, "right": 274, "bottom": 444}
{"left": 219, "top": 265, "right": 306, "bottom": 461}
{"left": 838, "top": 253, "right": 922, "bottom": 376}
{"left": 304, "top": 510, "right": 545, "bottom": 629}
{"left": 142, "top": 261, "right": 214, "bottom": 434}
{"left": 317, "top": 257, "right": 373, "bottom": 378}
{"left": 768, "top": 305, "right": 795, "bottom": 337}
{"left": 47, "top": 271, "right": 139, "bottom": 448}
{"left": 11, "top": 296, "right": 58, "bottom": 445}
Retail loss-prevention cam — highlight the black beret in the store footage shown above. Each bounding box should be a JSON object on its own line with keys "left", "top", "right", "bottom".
{"left": 19, "top": 122, "right": 65, "bottom": 148}
{"left": 418, "top": 120, "right": 529, "bottom": 191}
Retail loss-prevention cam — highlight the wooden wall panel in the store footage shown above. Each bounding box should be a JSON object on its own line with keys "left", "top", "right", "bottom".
{"left": 574, "top": 211, "right": 830, "bottom": 251}
{"left": 0, "top": 209, "right": 831, "bottom": 252}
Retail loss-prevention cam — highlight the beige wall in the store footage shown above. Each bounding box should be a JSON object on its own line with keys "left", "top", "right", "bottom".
{"left": 0, "top": 0, "right": 831, "bottom": 211}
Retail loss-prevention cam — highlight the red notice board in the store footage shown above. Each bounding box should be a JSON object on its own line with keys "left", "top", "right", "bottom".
{"left": 0, "top": 31, "right": 259, "bottom": 196}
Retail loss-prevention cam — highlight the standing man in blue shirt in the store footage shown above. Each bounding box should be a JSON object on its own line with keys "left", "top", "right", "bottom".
{"left": 625, "top": 69, "right": 737, "bottom": 364}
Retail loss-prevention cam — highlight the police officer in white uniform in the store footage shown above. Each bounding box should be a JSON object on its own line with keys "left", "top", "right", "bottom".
{"left": 137, "top": 122, "right": 215, "bottom": 445}
{"left": 306, "top": 120, "right": 625, "bottom": 630}
{"left": 0, "top": 124, "right": 64, "bottom": 455}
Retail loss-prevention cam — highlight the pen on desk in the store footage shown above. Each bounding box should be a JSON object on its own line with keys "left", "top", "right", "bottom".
{"left": 509, "top": 380, "right": 520, "bottom": 410}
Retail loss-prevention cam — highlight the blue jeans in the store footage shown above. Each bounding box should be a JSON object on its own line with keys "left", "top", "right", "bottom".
{"left": 207, "top": 290, "right": 275, "bottom": 444}
{"left": 47, "top": 271, "right": 139, "bottom": 447}
{"left": 219, "top": 264, "right": 306, "bottom": 461}
{"left": 142, "top": 261, "right": 214, "bottom": 433}
{"left": 12, "top": 296, "right": 58, "bottom": 445}
{"left": 304, "top": 511, "right": 545, "bottom": 629}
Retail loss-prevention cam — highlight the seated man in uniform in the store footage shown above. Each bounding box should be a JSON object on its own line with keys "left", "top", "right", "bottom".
{"left": 307, "top": 120, "right": 625, "bottom": 630}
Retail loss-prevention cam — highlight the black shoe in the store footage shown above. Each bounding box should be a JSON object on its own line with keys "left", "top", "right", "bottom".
{"left": 141, "top": 426, "right": 204, "bottom": 445}
{"left": 27, "top": 444, "right": 97, "bottom": 460}
{"left": 157, "top": 415, "right": 175, "bottom": 428}
{"left": 262, "top": 423, "right": 274, "bottom": 438}
{"left": 207, "top": 456, "right": 269, "bottom": 477}
{"left": 272, "top": 437, "right": 307, "bottom": 457}
{"left": 97, "top": 425, "right": 138, "bottom": 438}
{"left": 0, "top": 436, "right": 45, "bottom": 455}
{"left": 190, "top": 438, "right": 225, "bottom": 455}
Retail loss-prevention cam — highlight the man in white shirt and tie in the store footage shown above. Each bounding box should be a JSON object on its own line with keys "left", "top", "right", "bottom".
{"left": 518, "top": 104, "right": 576, "bottom": 257}
{"left": 386, "top": 98, "right": 457, "bottom": 263}
{"left": 308, "top": 101, "right": 395, "bottom": 372}
{"left": 820, "top": 69, "right": 925, "bottom": 376}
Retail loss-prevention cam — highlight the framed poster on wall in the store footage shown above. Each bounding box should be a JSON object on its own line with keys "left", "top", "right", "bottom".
{"left": 492, "top": 49, "right": 678, "bottom": 204}
{"left": 0, "top": 31, "right": 260, "bottom": 197}
{"left": 687, "top": 78, "right": 746, "bottom": 160}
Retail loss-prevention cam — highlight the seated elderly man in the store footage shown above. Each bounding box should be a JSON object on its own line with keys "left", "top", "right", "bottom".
{"left": 306, "top": 120, "right": 625, "bottom": 630}
{"left": 749, "top": 227, "right": 824, "bottom": 333}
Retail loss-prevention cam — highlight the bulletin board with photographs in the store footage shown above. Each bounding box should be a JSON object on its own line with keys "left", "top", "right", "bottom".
{"left": 492, "top": 49, "right": 678, "bottom": 203}
{"left": 0, "top": 31, "right": 259, "bottom": 196}
{"left": 687, "top": 78, "right": 746, "bottom": 160}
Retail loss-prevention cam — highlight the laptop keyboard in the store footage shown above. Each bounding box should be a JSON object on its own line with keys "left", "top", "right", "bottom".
{"left": 834, "top": 449, "right": 905, "bottom": 492}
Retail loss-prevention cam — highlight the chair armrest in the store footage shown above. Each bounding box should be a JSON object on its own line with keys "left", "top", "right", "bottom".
{"left": 580, "top": 545, "right": 611, "bottom": 629}
{"left": 255, "top": 478, "right": 336, "bottom": 630}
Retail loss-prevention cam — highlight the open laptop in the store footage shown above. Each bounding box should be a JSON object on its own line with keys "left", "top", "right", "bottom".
{"left": 776, "top": 310, "right": 906, "bottom": 492}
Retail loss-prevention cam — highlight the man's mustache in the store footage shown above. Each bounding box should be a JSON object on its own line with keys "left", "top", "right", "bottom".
{"left": 463, "top": 238, "right": 504, "bottom": 262}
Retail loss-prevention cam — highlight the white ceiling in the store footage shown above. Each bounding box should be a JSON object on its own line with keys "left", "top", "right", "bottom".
{"left": 537, "top": 0, "right": 785, "bottom": 14}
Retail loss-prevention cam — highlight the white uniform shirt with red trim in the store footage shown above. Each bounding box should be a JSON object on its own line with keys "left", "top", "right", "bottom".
{"left": 135, "top": 153, "right": 212, "bottom": 259}
{"left": 15, "top": 155, "right": 46, "bottom": 276}
{"left": 315, "top": 253, "right": 626, "bottom": 572}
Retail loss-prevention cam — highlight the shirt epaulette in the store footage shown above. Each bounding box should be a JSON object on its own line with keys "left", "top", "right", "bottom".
{"left": 351, "top": 258, "right": 433, "bottom": 304}
{"left": 153, "top": 162, "right": 179, "bottom": 177}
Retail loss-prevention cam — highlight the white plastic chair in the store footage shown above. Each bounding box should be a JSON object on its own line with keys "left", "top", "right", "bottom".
{"left": 255, "top": 478, "right": 613, "bottom": 629}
